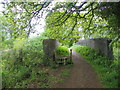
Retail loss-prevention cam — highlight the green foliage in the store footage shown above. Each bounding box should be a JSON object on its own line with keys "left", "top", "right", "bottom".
{"left": 44, "top": 8, "right": 119, "bottom": 47}
{"left": 22, "top": 36, "right": 47, "bottom": 64}
{"left": 1, "top": 1, "right": 120, "bottom": 88}
{"left": 96, "top": 2, "right": 120, "bottom": 44}
{"left": 113, "top": 49, "right": 119, "bottom": 61}
{"left": 2, "top": 2, "right": 52, "bottom": 38}
{"left": 43, "top": 11, "right": 82, "bottom": 47}
{"left": 13, "top": 37, "right": 26, "bottom": 50}
{"left": 2, "top": 62, "right": 32, "bottom": 88}
{"left": 2, "top": 2, "right": 119, "bottom": 46}
{"left": 2, "top": 36, "right": 49, "bottom": 88}
{"left": 1, "top": 40, "right": 13, "bottom": 50}
{"left": 56, "top": 46, "right": 69, "bottom": 56}
{"left": 71, "top": 45, "right": 118, "bottom": 88}
{"left": 71, "top": 45, "right": 101, "bottom": 60}
{"left": 0, "top": 14, "right": 10, "bottom": 41}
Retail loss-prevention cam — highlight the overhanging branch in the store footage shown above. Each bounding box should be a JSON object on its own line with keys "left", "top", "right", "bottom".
{"left": 54, "top": 14, "right": 71, "bottom": 26}
{"left": 62, "top": 17, "right": 77, "bottom": 40}
{"left": 27, "top": 2, "right": 51, "bottom": 37}
{"left": 85, "top": 4, "right": 94, "bottom": 33}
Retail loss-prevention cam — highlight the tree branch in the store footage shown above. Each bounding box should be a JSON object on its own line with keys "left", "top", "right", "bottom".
{"left": 85, "top": 4, "right": 94, "bottom": 31}
{"left": 54, "top": 14, "right": 71, "bottom": 26}
{"left": 49, "top": 10, "right": 68, "bottom": 25}
{"left": 62, "top": 17, "right": 77, "bottom": 40}
{"left": 75, "top": 2, "right": 87, "bottom": 10}
{"left": 27, "top": 2, "right": 51, "bottom": 38}
{"left": 80, "top": 2, "right": 94, "bottom": 11}
{"left": 50, "top": 2, "right": 77, "bottom": 26}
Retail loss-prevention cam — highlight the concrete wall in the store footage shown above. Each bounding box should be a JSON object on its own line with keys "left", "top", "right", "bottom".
{"left": 76, "top": 38, "right": 113, "bottom": 59}
{"left": 43, "top": 39, "right": 60, "bottom": 64}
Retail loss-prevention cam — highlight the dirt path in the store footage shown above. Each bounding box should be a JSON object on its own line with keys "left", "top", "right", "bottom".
{"left": 56, "top": 51, "right": 102, "bottom": 88}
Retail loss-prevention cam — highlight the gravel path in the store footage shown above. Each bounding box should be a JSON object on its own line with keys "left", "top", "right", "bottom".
{"left": 56, "top": 50, "right": 102, "bottom": 88}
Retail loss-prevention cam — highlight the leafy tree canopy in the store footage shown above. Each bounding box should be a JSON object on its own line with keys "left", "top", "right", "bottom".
{"left": 1, "top": 1, "right": 120, "bottom": 46}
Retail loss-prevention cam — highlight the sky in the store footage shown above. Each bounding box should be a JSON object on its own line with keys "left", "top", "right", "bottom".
{"left": 0, "top": 0, "right": 58, "bottom": 38}
{"left": 30, "top": 16, "right": 46, "bottom": 38}
{"left": 0, "top": 1, "right": 4, "bottom": 12}
{"left": 0, "top": 0, "right": 47, "bottom": 38}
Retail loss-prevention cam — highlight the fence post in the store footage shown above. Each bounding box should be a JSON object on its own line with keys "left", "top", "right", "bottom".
{"left": 53, "top": 50, "right": 56, "bottom": 63}
{"left": 70, "top": 49, "right": 73, "bottom": 64}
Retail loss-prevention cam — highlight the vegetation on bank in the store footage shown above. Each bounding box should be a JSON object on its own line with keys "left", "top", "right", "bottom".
{"left": 71, "top": 45, "right": 118, "bottom": 88}
{"left": 2, "top": 36, "right": 44, "bottom": 88}
{"left": 1, "top": 1, "right": 119, "bottom": 89}
{"left": 2, "top": 36, "right": 72, "bottom": 88}
{"left": 55, "top": 46, "right": 70, "bottom": 56}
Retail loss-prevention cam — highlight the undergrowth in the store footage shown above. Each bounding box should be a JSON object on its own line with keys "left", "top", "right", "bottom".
{"left": 2, "top": 36, "right": 72, "bottom": 88}
{"left": 71, "top": 45, "right": 118, "bottom": 88}
{"left": 2, "top": 36, "right": 54, "bottom": 88}
{"left": 55, "top": 46, "right": 70, "bottom": 56}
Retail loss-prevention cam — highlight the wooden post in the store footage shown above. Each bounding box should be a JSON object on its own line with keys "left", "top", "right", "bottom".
{"left": 53, "top": 50, "right": 56, "bottom": 63}
{"left": 70, "top": 49, "right": 73, "bottom": 64}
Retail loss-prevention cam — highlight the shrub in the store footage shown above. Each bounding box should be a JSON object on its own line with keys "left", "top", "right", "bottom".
{"left": 22, "top": 36, "right": 46, "bottom": 66}
{"left": 1, "top": 39, "right": 14, "bottom": 49}
{"left": 55, "top": 46, "right": 69, "bottom": 56}
{"left": 2, "top": 36, "right": 47, "bottom": 88}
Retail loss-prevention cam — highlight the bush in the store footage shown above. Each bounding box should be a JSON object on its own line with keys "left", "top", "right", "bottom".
{"left": 2, "top": 36, "right": 48, "bottom": 88}
{"left": 71, "top": 45, "right": 118, "bottom": 88}
{"left": 22, "top": 36, "right": 46, "bottom": 65}
{"left": 1, "top": 39, "right": 14, "bottom": 49}
{"left": 55, "top": 46, "right": 69, "bottom": 56}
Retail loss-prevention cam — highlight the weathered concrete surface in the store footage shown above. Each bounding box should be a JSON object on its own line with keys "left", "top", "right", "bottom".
{"left": 76, "top": 38, "right": 113, "bottom": 59}
{"left": 43, "top": 39, "right": 60, "bottom": 64}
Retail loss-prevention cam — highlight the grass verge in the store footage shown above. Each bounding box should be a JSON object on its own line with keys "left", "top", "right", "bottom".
{"left": 71, "top": 45, "right": 118, "bottom": 88}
